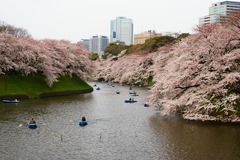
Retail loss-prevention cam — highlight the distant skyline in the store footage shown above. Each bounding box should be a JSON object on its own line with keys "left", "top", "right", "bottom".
{"left": 0, "top": 0, "right": 230, "bottom": 43}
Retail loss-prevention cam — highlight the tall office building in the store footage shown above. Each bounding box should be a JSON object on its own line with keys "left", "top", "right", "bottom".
{"left": 78, "top": 39, "right": 90, "bottom": 51}
{"left": 199, "top": 1, "right": 240, "bottom": 25}
{"left": 89, "top": 35, "right": 109, "bottom": 56}
{"left": 110, "top": 17, "right": 133, "bottom": 45}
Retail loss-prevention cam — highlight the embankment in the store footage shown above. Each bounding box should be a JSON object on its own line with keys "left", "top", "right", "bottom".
{"left": 0, "top": 74, "right": 93, "bottom": 99}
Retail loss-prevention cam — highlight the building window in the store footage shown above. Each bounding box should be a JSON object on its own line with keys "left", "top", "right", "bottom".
{"left": 113, "top": 32, "right": 116, "bottom": 38}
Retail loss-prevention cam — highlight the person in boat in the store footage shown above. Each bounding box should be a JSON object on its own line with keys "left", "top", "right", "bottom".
{"left": 133, "top": 91, "right": 136, "bottom": 95}
{"left": 145, "top": 102, "right": 149, "bottom": 106}
{"left": 82, "top": 117, "right": 86, "bottom": 122}
{"left": 29, "top": 118, "right": 36, "bottom": 124}
{"left": 14, "top": 99, "right": 18, "bottom": 101}
{"left": 129, "top": 98, "right": 132, "bottom": 101}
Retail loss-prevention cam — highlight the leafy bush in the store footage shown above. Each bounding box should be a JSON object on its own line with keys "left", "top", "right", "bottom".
{"left": 104, "top": 42, "right": 129, "bottom": 56}
{"left": 126, "top": 36, "right": 176, "bottom": 54}
{"left": 90, "top": 52, "right": 99, "bottom": 61}
{"left": 177, "top": 33, "right": 190, "bottom": 40}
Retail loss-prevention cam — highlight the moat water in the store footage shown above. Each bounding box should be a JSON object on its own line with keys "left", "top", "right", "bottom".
{"left": 0, "top": 82, "right": 239, "bottom": 160}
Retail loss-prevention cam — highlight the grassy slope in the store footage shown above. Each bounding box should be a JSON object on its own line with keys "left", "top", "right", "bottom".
{"left": 0, "top": 74, "right": 92, "bottom": 98}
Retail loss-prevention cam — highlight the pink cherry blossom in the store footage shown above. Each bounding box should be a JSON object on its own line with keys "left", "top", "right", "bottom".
{"left": 0, "top": 33, "right": 94, "bottom": 86}
{"left": 94, "top": 23, "right": 240, "bottom": 122}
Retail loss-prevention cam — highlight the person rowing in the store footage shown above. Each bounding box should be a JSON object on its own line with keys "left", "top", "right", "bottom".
{"left": 29, "top": 118, "right": 36, "bottom": 124}
{"left": 82, "top": 116, "right": 86, "bottom": 122}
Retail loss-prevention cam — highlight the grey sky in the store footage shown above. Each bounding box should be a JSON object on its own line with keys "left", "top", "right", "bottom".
{"left": 1, "top": 0, "right": 221, "bottom": 43}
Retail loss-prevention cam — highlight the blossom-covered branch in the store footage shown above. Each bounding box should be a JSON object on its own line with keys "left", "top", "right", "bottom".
{"left": 0, "top": 33, "right": 94, "bottom": 86}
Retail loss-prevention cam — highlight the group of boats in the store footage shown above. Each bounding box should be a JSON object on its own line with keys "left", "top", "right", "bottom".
{"left": 94, "top": 83, "right": 149, "bottom": 106}
{"left": 120, "top": 88, "right": 149, "bottom": 106}
{"left": 28, "top": 121, "right": 88, "bottom": 129}
{"left": 28, "top": 117, "right": 88, "bottom": 129}
{"left": 28, "top": 120, "right": 88, "bottom": 129}
{"left": 2, "top": 99, "right": 89, "bottom": 129}
{"left": 2, "top": 100, "right": 39, "bottom": 129}
{"left": 6, "top": 83, "right": 149, "bottom": 129}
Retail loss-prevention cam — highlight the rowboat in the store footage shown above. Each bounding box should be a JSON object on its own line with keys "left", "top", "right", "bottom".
{"left": 28, "top": 123, "right": 37, "bottom": 129}
{"left": 124, "top": 100, "right": 137, "bottom": 103}
{"left": 79, "top": 121, "right": 88, "bottom": 126}
{"left": 2, "top": 100, "right": 20, "bottom": 103}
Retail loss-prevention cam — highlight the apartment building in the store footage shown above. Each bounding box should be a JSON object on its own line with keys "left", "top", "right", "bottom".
{"left": 89, "top": 35, "right": 109, "bottom": 56}
{"left": 134, "top": 30, "right": 162, "bottom": 44}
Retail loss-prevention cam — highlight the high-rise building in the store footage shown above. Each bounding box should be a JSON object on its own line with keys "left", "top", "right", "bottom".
{"left": 78, "top": 39, "right": 90, "bottom": 51}
{"left": 89, "top": 35, "right": 109, "bottom": 56}
{"left": 110, "top": 17, "right": 133, "bottom": 45}
{"left": 199, "top": 1, "right": 240, "bottom": 25}
{"left": 134, "top": 30, "right": 162, "bottom": 44}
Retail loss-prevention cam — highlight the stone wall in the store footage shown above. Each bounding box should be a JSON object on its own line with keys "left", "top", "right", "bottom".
{"left": 0, "top": 94, "right": 30, "bottom": 100}
{"left": 38, "top": 88, "right": 94, "bottom": 98}
{"left": 0, "top": 88, "right": 93, "bottom": 100}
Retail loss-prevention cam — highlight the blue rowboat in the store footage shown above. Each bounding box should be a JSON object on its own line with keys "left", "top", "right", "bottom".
{"left": 28, "top": 123, "right": 37, "bottom": 129}
{"left": 129, "top": 91, "right": 137, "bottom": 94}
{"left": 124, "top": 100, "right": 137, "bottom": 103}
{"left": 131, "top": 94, "right": 139, "bottom": 96}
{"left": 79, "top": 121, "right": 88, "bottom": 126}
{"left": 3, "top": 100, "right": 20, "bottom": 103}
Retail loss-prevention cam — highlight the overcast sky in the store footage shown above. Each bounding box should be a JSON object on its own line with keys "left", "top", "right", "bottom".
{"left": 1, "top": 0, "right": 222, "bottom": 43}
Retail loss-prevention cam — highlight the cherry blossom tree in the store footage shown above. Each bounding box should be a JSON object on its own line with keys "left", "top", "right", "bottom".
{"left": 94, "top": 23, "right": 240, "bottom": 122}
{"left": 0, "top": 23, "right": 31, "bottom": 38}
{"left": 222, "top": 9, "right": 240, "bottom": 30}
{"left": 94, "top": 50, "right": 156, "bottom": 85}
{"left": 148, "top": 23, "right": 240, "bottom": 122}
{"left": 0, "top": 33, "right": 94, "bottom": 86}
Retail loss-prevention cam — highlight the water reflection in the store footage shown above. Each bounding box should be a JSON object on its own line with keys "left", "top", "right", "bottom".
{"left": 149, "top": 115, "right": 240, "bottom": 160}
